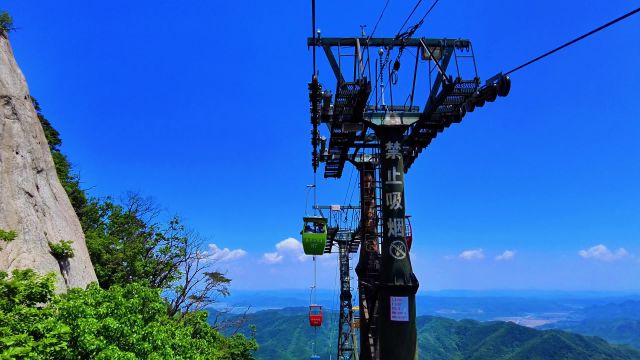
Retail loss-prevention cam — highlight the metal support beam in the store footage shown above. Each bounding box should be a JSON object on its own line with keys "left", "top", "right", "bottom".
{"left": 355, "top": 161, "right": 380, "bottom": 360}
{"left": 309, "top": 37, "right": 470, "bottom": 48}
{"left": 313, "top": 205, "right": 361, "bottom": 210}
{"left": 356, "top": 38, "right": 365, "bottom": 78}
{"left": 377, "top": 126, "right": 419, "bottom": 360}
{"left": 323, "top": 45, "right": 345, "bottom": 83}
{"left": 337, "top": 240, "right": 355, "bottom": 360}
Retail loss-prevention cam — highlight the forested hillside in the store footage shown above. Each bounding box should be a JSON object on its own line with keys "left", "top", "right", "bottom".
{"left": 544, "top": 300, "right": 640, "bottom": 349}
{"left": 228, "top": 308, "right": 640, "bottom": 360}
{"left": 417, "top": 316, "right": 640, "bottom": 360}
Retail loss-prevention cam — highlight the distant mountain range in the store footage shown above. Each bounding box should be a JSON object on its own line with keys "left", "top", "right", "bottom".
{"left": 544, "top": 300, "right": 640, "bottom": 349}
{"left": 417, "top": 316, "right": 639, "bottom": 360}
{"left": 215, "top": 307, "right": 640, "bottom": 360}
{"left": 213, "top": 289, "right": 640, "bottom": 320}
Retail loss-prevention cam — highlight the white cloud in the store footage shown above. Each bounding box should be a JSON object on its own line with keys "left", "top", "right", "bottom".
{"left": 495, "top": 250, "right": 516, "bottom": 261}
{"left": 578, "top": 244, "right": 629, "bottom": 262}
{"left": 201, "top": 243, "right": 247, "bottom": 262}
{"left": 261, "top": 238, "right": 308, "bottom": 264}
{"left": 459, "top": 249, "right": 484, "bottom": 261}
{"left": 262, "top": 252, "right": 283, "bottom": 264}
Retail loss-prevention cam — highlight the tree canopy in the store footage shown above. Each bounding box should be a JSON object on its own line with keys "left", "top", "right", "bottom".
{"left": 0, "top": 269, "right": 257, "bottom": 359}
{"left": 35, "top": 97, "right": 235, "bottom": 317}
{"left": 5, "top": 87, "right": 257, "bottom": 357}
{"left": 0, "top": 11, "right": 13, "bottom": 33}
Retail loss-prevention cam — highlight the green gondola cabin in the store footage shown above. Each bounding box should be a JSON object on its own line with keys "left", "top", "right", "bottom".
{"left": 301, "top": 216, "right": 327, "bottom": 255}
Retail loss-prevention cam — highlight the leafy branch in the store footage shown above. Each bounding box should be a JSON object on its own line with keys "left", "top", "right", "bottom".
{"left": 48, "top": 240, "right": 75, "bottom": 260}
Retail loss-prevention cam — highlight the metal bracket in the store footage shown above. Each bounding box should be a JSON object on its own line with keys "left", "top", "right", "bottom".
{"left": 323, "top": 45, "right": 345, "bottom": 84}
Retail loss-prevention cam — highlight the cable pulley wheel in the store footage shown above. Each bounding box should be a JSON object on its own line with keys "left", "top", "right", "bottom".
{"left": 498, "top": 76, "right": 511, "bottom": 97}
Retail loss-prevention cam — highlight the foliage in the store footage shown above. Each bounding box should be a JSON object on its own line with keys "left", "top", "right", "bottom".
{"left": 0, "top": 11, "right": 13, "bottom": 33}
{"left": 48, "top": 240, "right": 75, "bottom": 260}
{"left": 0, "top": 229, "right": 17, "bottom": 242}
{"left": 420, "top": 316, "right": 640, "bottom": 360}
{"left": 82, "top": 194, "right": 185, "bottom": 290}
{"left": 28, "top": 100, "right": 248, "bottom": 352}
{"left": 82, "top": 193, "right": 233, "bottom": 317}
{"left": 33, "top": 98, "right": 233, "bottom": 316}
{"left": 167, "top": 246, "right": 232, "bottom": 318}
{"left": 226, "top": 308, "right": 332, "bottom": 360}
{"left": 0, "top": 270, "right": 257, "bottom": 359}
{"left": 32, "top": 97, "right": 88, "bottom": 218}
{"left": 56, "top": 283, "right": 257, "bottom": 359}
{"left": 0, "top": 270, "right": 69, "bottom": 358}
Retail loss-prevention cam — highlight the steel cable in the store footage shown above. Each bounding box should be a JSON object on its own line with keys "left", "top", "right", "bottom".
{"left": 505, "top": 6, "right": 640, "bottom": 75}
{"left": 368, "top": 0, "right": 392, "bottom": 41}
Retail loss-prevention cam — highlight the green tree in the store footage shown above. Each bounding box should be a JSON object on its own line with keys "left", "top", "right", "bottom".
{"left": 82, "top": 193, "right": 188, "bottom": 290}
{"left": 32, "top": 99, "right": 246, "bottom": 341}
{"left": 48, "top": 240, "right": 75, "bottom": 260}
{"left": 0, "top": 270, "right": 257, "bottom": 359}
{"left": 0, "top": 270, "right": 71, "bottom": 358}
{"left": 35, "top": 98, "right": 235, "bottom": 316}
{"left": 0, "top": 11, "right": 13, "bottom": 33}
{"left": 82, "top": 193, "right": 233, "bottom": 317}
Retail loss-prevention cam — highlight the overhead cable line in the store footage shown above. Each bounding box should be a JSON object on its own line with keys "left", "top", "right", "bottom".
{"left": 505, "top": 6, "right": 640, "bottom": 75}
{"left": 414, "top": 0, "right": 440, "bottom": 30}
{"left": 343, "top": 165, "right": 355, "bottom": 206}
{"left": 311, "top": 0, "right": 319, "bottom": 206}
{"left": 367, "top": 0, "right": 391, "bottom": 41}
{"left": 372, "top": 0, "right": 432, "bottom": 101}
{"left": 396, "top": 0, "right": 441, "bottom": 39}
{"left": 363, "top": 0, "right": 391, "bottom": 79}
{"left": 386, "top": 0, "right": 441, "bottom": 87}
{"left": 311, "top": 0, "right": 317, "bottom": 75}
{"left": 396, "top": 0, "right": 424, "bottom": 37}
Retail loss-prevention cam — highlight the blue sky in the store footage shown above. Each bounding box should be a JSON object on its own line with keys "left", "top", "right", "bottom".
{"left": 3, "top": 0, "right": 639, "bottom": 292}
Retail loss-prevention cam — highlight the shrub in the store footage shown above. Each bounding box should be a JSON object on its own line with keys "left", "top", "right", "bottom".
{"left": 0, "top": 229, "right": 17, "bottom": 242}
{"left": 0, "top": 11, "right": 13, "bottom": 33}
{"left": 48, "top": 240, "right": 75, "bottom": 260}
{"left": 0, "top": 270, "right": 257, "bottom": 359}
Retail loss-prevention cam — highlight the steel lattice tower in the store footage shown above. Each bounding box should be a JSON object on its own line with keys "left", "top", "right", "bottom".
{"left": 308, "top": 35, "right": 511, "bottom": 360}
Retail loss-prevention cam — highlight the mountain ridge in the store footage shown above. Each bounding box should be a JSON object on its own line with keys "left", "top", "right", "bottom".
{"left": 216, "top": 307, "right": 640, "bottom": 359}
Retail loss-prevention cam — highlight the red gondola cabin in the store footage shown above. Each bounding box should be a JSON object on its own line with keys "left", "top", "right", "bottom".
{"left": 309, "top": 304, "right": 323, "bottom": 327}
{"left": 405, "top": 215, "right": 413, "bottom": 251}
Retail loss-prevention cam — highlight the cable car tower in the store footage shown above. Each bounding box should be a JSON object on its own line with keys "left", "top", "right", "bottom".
{"left": 306, "top": 2, "right": 511, "bottom": 359}
{"left": 313, "top": 204, "right": 360, "bottom": 360}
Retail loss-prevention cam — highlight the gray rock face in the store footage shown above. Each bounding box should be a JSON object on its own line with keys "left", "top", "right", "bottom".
{"left": 0, "top": 32, "right": 97, "bottom": 290}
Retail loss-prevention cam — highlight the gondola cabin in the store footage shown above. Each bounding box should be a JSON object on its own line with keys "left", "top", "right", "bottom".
{"left": 309, "top": 304, "right": 323, "bottom": 327}
{"left": 301, "top": 216, "right": 327, "bottom": 255}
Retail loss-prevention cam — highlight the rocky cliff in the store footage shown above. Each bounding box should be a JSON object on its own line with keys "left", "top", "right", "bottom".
{"left": 0, "top": 31, "right": 97, "bottom": 290}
